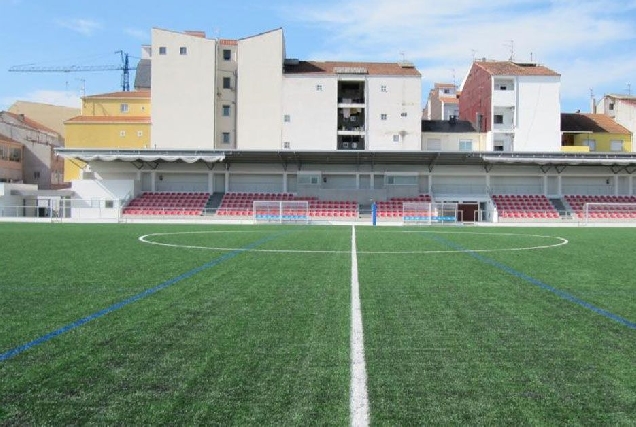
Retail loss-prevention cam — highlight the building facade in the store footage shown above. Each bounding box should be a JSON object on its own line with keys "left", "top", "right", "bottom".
{"left": 561, "top": 113, "right": 632, "bottom": 152}
{"left": 459, "top": 60, "right": 561, "bottom": 152}
{"left": 423, "top": 83, "right": 459, "bottom": 121}
{"left": 64, "top": 91, "right": 151, "bottom": 181}
{"left": 0, "top": 112, "right": 64, "bottom": 189}
{"left": 596, "top": 94, "right": 636, "bottom": 150}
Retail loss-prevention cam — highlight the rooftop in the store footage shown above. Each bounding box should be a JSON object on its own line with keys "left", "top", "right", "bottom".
{"left": 561, "top": 113, "right": 630, "bottom": 134}
{"left": 83, "top": 90, "right": 151, "bottom": 100}
{"left": 475, "top": 61, "right": 560, "bottom": 77}
{"left": 65, "top": 116, "right": 151, "bottom": 124}
{"left": 285, "top": 61, "right": 421, "bottom": 77}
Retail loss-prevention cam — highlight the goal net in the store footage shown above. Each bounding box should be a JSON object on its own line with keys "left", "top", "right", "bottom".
{"left": 581, "top": 202, "right": 636, "bottom": 224}
{"left": 402, "top": 202, "right": 458, "bottom": 225}
{"left": 253, "top": 200, "right": 309, "bottom": 224}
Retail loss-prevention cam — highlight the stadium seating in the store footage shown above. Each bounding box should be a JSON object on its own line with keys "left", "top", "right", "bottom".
{"left": 123, "top": 192, "right": 210, "bottom": 216}
{"left": 216, "top": 192, "right": 359, "bottom": 218}
{"left": 564, "top": 195, "right": 636, "bottom": 219}
{"left": 375, "top": 195, "right": 432, "bottom": 218}
{"left": 492, "top": 194, "right": 560, "bottom": 219}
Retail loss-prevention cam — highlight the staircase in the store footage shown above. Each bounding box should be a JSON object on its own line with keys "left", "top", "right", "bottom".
{"left": 205, "top": 192, "right": 225, "bottom": 215}
{"left": 549, "top": 197, "right": 570, "bottom": 219}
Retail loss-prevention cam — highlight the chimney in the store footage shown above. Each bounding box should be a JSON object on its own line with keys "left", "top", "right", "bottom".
{"left": 590, "top": 90, "right": 597, "bottom": 114}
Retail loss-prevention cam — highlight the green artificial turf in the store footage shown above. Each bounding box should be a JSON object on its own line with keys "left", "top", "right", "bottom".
{"left": 1, "top": 224, "right": 636, "bottom": 425}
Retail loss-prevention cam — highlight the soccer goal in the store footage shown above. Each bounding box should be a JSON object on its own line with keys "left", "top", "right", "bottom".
{"left": 402, "top": 202, "right": 459, "bottom": 225}
{"left": 581, "top": 202, "right": 636, "bottom": 225}
{"left": 253, "top": 200, "right": 309, "bottom": 224}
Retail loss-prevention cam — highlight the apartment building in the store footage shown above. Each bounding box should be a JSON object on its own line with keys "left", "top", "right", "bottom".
{"left": 64, "top": 90, "right": 151, "bottom": 180}
{"left": 596, "top": 94, "right": 636, "bottom": 148}
{"left": 0, "top": 112, "right": 64, "bottom": 189}
{"left": 459, "top": 60, "right": 561, "bottom": 152}
{"left": 146, "top": 27, "right": 422, "bottom": 151}
{"left": 423, "top": 83, "right": 459, "bottom": 121}
{"left": 561, "top": 113, "right": 632, "bottom": 152}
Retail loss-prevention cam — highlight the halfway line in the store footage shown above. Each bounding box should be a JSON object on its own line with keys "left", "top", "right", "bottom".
{"left": 350, "top": 225, "right": 370, "bottom": 427}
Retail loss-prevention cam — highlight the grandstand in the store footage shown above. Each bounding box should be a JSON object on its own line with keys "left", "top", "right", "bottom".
{"left": 217, "top": 192, "right": 359, "bottom": 218}
{"left": 123, "top": 192, "right": 210, "bottom": 216}
{"left": 492, "top": 194, "right": 560, "bottom": 220}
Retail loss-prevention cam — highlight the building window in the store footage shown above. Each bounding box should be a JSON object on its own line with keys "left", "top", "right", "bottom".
{"left": 137, "top": 130, "right": 143, "bottom": 137}
{"left": 222, "top": 132, "right": 231, "bottom": 144}
{"left": 494, "top": 114, "right": 504, "bottom": 124}
{"left": 223, "top": 49, "right": 231, "bottom": 60}
{"left": 393, "top": 134, "right": 400, "bottom": 142}
{"left": 283, "top": 141, "right": 291, "bottom": 149}
{"left": 459, "top": 140, "right": 473, "bottom": 151}
{"left": 400, "top": 112, "right": 408, "bottom": 117}
{"left": 443, "top": 88, "right": 451, "bottom": 94}
{"left": 494, "top": 140, "right": 504, "bottom": 151}
{"left": 120, "top": 103, "right": 129, "bottom": 113}
{"left": 180, "top": 47, "right": 187, "bottom": 55}
{"left": 222, "top": 105, "right": 230, "bottom": 117}
{"left": 609, "top": 103, "right": 615, "bottom": 111}
{"left": 119, "top": 130, "right": 126, "bottom": 137}
{"left": 316, "top": 84, "right": 323, "bottom": 92}
{"left": 610, "top": 140, "right": 623, "bottom": 151}
{"left": 223, "top": 77, "right": 231, "bottom": 89}
{"left": 583, "top": 139, "right": 596, "bottom": 151}
{"left": 381, "top": 85, "right": 387, "bottom": 92}
{"left": 380, "top": 114, "right": 387, "bottom": 120}
{"left": 284, "top": 114, "right": 291, "bottom": 122}
{"left": 159, "top": 46, "right": 167, "bottom": 55}
{"left": 427, "top": 138, "right": 441, "bottom": 150}
{"left": 34, "top": 171, "right": 40, "bottom": 180}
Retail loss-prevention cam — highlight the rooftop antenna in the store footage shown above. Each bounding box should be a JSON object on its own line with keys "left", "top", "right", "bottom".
{"left": 471, "top": 49, "right": 477, "bottom": 62}
{"left": 399, "top": 50, "right": 406, "bottom": 63}
{"left": 504, "top": 40, "right": 514, "bottom": 61}
{"left": 450, "top": 68, "right": 456, "bottom": 88}
{"left": 627, "top": 83, "right": 632, "bottom": 96}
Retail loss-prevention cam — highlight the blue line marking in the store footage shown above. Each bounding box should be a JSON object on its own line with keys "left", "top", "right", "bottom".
{"left": 427, "top": 234, "right": 636, "bottom": 330}
{"left": 0, "top": 231, "right": 288, "bottom": 362}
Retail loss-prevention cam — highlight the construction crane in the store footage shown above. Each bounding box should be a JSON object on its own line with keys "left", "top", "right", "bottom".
{"left": 8, "top": 50, "right": 131, "bottom": 92}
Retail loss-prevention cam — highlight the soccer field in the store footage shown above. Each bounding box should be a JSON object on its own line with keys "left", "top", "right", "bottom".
{"left": 1, "top": 223, "right": 636, "bottom": 424}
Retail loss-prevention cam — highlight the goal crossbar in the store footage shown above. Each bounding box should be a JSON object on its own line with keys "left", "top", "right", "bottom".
{"left": 402, "top": 202, "right": 458, "bottom": 225}
{"left": 253, "top": 200, "right": 309, "bottom": 224}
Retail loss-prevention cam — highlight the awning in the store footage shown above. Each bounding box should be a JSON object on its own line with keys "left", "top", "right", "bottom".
{"left": 56, "top": 149, "right": 225, "bottom": 164}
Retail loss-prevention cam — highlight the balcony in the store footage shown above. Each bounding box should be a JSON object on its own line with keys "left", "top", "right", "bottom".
{"left": 338, "top": 108, "right": 365, "bottom": 133}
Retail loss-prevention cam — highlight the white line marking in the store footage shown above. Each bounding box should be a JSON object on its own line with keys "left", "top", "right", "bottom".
{"left": 139, "top": 231, "right": 568, "bottom": 255}
{"left": 350, "top": 225, "right": 369, "bottom": 427}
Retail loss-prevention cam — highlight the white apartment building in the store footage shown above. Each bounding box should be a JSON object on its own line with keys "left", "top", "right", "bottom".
{"left": 424, "top": 83, "right": 459, "bottom": 121}
{"left": 459, "top": 61, "right": 561, "bottom": 152}
{"left": 148, "top": 28, "right": 422, "bottom": 152}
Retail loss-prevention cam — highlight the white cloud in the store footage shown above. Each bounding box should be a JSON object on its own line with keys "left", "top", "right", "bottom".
{"left": 2, "top": 90, "right": 81, "bottom": 109}
{"left": 290, "top": 0, "right": 636, "bottom": 111}
{"left": 124, "top": 28, "right": 149, "bottom": 41}
{"left": 56, "top": 18, "right": 102, "bottom": 36}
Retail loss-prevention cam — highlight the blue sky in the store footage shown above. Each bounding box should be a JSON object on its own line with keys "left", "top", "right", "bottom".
{"left": 2, "top": 0, "right": 636, "bottom": 114}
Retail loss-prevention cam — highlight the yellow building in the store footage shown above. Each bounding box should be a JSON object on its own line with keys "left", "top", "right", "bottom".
{"left": 64, "top": 91, "right": 151, "bottom": 181}
{"left": 561, "top": 113, "right": 632, "bottom": 153}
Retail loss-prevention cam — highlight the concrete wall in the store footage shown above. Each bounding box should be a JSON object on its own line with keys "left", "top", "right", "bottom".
{"left": 236, "top": 29, "right": 284, "bottom": 150}
{"left": 366, "top": 76, "right": 422, "bottom": 150}
{"left": 152, "top": 29, "right": 217, "bottom": 149}
{"left": 513, "top": 75, "right": 561, "bottom": 151}
{"left": 282, "top": 76, "right": 337, "bottom": 150}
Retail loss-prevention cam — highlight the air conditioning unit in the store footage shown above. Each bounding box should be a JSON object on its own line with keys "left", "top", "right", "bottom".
{"left": 351, "top": 142, "right": 358, "bottom": 149}
{"left": 342, "top": 142, "right": 350, "bottom": 149}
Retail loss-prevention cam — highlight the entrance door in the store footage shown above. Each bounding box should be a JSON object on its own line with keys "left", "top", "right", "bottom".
{"left": 459, "top": 203, "right": 479, "bottom": 222}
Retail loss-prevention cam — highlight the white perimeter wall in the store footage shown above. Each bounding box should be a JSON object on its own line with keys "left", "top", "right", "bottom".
{"left": 366, "top": 76, "right": 422, "bottom": 150}
{"left": 513, "top": 75, "right": 561, "bottom": 151}
{"left": 282, "top": 76, "right": 337, "bottom": 150}
{"left": 236, "top": 29, "right": 284, "bottom": 150}
{"left": 152, "top": 29, "right": 217, "bottom": 149}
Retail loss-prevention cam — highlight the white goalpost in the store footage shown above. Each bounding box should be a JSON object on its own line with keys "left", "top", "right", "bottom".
{"left": 581, "top": 202, "right": 636, "bottom": 225}
{"left": 253, "top": 200, "right": 310, "bottom": 224}
{"left": 402, "top": 202, "right": 459, "bottom": 225}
